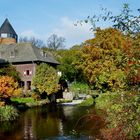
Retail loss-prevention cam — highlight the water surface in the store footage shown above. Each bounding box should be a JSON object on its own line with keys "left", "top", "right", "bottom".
{"left": 0, "top": 104, "right": 103, "bottom": 140}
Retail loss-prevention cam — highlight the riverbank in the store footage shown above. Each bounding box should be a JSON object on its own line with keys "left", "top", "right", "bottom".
{"left": 11, "top": 97, "right": 49, "bottom": 109}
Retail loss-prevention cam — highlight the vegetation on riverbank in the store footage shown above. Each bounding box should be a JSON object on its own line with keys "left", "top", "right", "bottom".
{"left": 0, "top": 3, "right": 139, "bottom": 139}
{"left": 0, "top": 105, "right": 19, "bottom": 122}
{"left": 78, "top": 97, "right": 94, "bottom": 106}
{"left": 73, "top": 4, "right": 140, "bottom": 139}
{"left": 11, "top": 97, "right": 49, "bottom": 108}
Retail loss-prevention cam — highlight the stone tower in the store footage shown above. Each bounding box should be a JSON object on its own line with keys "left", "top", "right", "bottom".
{"left": 0, "top": 18, "right": 18, "bottom": 44}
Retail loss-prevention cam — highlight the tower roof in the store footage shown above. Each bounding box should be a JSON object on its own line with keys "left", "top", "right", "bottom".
{"left": 0, "top": 18, "right": 17, "bottom": 35}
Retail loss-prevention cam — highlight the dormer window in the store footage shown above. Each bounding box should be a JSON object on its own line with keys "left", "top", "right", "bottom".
{"left": 40, "top": 50, "right": 46, "bottom": 57}
{"left": 10, "top": 51, "right": 15, "bottom": 58}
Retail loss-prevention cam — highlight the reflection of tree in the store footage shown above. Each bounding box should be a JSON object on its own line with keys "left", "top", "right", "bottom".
{"left": 23, "top": 105, "right": 64, "bottom": 139}
{"left": 0, "top": 105, "right": 102, "bottom": 139}
{"left": 0, "top": 119, "right": 24, "bottom": 140}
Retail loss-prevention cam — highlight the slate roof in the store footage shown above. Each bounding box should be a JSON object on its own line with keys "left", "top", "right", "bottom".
{"left": 0, "top": 18, "right": 17, "bottom": 35}
{"left": 0, "top": 43, "right": 59, "bottom": 65}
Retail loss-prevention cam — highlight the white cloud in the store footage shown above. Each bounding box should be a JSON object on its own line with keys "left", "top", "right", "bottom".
{"left": 19, "top": 17, "right": 94, "bottom": 48}
{"left": 50, "top": 17, "right": 93, "bottom": 48}
{"left": 20, "top": 30, "right": 41, "bottom": 39}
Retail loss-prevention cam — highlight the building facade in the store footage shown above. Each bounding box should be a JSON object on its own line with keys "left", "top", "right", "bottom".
{"left": 0, "top": 18, "right": 59, "bottom": 90}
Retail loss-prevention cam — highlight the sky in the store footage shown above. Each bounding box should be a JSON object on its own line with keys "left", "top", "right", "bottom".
{"left": 0, "top": 0, "right": 140, "bottom": 48}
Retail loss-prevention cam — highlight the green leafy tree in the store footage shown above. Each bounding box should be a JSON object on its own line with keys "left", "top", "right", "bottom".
{"left": 32, "top": 64, "right": 60, "bottom": 95}
{"left": 57, "top": 45, "right": 84, "bottom": 82}
{"left": 0, "top": 65, "right": 20, "bottom": 82}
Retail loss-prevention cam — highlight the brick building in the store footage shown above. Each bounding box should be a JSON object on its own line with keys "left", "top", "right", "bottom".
{"left": 0, "top": 18, "right": 59, "bottom": 90}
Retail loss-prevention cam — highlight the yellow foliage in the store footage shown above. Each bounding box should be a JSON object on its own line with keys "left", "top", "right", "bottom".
{"left": 0, "top": 101, "right": 5, "bottom": 106}
{"left": 0, "top": 76, "right": 21, "bottom": 99}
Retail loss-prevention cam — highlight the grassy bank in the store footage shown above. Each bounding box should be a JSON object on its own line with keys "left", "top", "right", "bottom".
{"left": 11, "top": 97, "right": 49, "bottom": 108}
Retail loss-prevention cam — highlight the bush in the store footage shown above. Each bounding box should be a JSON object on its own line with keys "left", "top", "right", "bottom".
{"left": 70, "top": 82, "right": 90, "bottom": 94}
{"left": 0, "top": 105, "right": 19, "bottom": 121}
{"left": 78, "top": 97, "right": 94, "bottom": 107}
{"left": 0, "top": 76, "right": 22, "bottom": 101}
{"left": 95, "top": 91, "right": 140, "bottom": 139}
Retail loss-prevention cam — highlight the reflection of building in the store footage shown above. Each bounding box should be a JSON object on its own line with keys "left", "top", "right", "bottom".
{"left": 0, "top": 18, "right": 59, "bottom": 90}
{"left": 24, "top": 118, "right": 35, "bottom": 140}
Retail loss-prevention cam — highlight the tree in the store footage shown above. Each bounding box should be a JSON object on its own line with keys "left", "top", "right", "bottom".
{"left": 74, "top": 3, "right": 140, "bottom": 139}
{"left": 19, "top": 36, "right": 45, "bottom": 48}
{"left": 0, "top": 76, "right": 21, "bottom": 101}
{"left": 32, "top": 64, "right": 60, "bottom": 95}
{"left": 0, "top": 65, "right": 20, "bottom": 82}
{"left": 56, "top": 45, "right": 84, "bottom": 82}
{"left": 76, "top": 28, "right": 131, "bottom": 91}
{"left": 80, "top": 3, "right": 140, "bottom": 35}
{"left": 126, "top": 33, "right": 140, "bottom": 87}
{"left": 47, "top": 34, "right": 65, "bottom": 50}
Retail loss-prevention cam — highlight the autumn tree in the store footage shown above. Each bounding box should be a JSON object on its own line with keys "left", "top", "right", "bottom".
{"left": 76, "top": 28, "right": 131, "bottom": 91}
{"left": 32, "top": 64, "right": 60, "bottom": 95}
{"left": 0, "top": 76, "right": 21, "bottom": 103}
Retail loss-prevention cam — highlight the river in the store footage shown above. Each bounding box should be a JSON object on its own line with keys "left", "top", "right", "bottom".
{"left": 0, "top": 104, "right": 104, "bottom": 140}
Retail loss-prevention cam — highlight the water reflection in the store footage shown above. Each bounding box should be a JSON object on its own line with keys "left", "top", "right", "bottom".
{"left": 0, "top": 105, "right": 100, "bottom": 140}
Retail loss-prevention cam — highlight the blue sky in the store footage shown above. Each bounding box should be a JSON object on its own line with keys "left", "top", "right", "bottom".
{"left": 0, "top": 0, "right": 140, "bottom": 48}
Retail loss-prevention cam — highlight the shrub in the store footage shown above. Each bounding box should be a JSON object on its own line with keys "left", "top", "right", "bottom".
{"left": 78, "top": 97, "right": 94, "bottom": 107}
{"left": 96, "top": 91, "right": 140, "bottom": 139}
{"left": 70, "top": 82, "right": 90, "bottom": 94}
{"left": 0, "top": 76, "right": 22, "bottom": 101}
{"left": 0, "top": 105, "right": 19, "bottom": 121}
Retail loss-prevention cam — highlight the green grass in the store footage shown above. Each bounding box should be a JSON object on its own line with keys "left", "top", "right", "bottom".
{"left": 11, "top": 97, "right": 49, "bottom": 107}
{"left": 11, "top": 97, "right": 35, "bottom": 104}
{"left": 78, "top": 97, "right": 94, "bottom": 107}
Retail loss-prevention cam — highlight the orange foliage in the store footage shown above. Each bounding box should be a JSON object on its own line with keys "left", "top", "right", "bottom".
{"left": 0, "top": 76, "right": 21, "bottom": 99}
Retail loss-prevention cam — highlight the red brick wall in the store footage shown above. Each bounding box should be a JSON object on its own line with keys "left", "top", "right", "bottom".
{"left": 14, "top": 63, "right": 36, "bottom": 90}
{"left": 0, "top": 38, "right": 17, "bottom": 44}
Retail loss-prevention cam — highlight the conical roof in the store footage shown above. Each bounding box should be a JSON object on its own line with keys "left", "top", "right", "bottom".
{"left": 0, "top": 18, "right": 17, "bottom": 35}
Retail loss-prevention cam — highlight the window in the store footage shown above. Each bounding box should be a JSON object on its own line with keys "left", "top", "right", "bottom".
{"left": 40, "top": 50, "right": 46, "bottom": 57}
{"left": 10, "top": 51, "right": 15, "bottom": 58}
{"left": 1, "top": 33, "right": 7, "bottom": 38}
{"left": 26, "top": 70, "right": 30, "bottom": 76}
{"left": 24, "top": 70, "right": 32, "bottom": 76}
{"left": 19, "top": 81, "right": 24, "bottom": 88}
{"left": 27, "top": 81, "right": 31, "bottom": 90}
